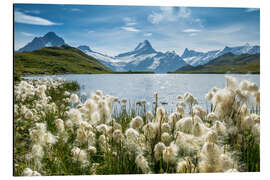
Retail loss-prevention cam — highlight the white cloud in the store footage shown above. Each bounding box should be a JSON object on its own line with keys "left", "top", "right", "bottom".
{"left": 144, "top": 33, "right": 152, "bottom": 37}
{"left": 183, "top": 29, "right": 201, "bottom": 33}
{"left": 121, "top": 27, "right": 140, "bottom": 32}
{"left": 123, "top": 17, "right": 137, "bottom": 26}
{"left": 148, "top": 7, "right": 192, "bottom": 24}
{"left": 14, "top": 11, "right": 61, "bottom": 26}
{"left": 246, "top": 8, "right": 259, "bottom": 12}
{"left": 126, "top": 22, "right": 137, "bottom": 26}
{"left": 21, "top": 32, "right": 35, "bottom": 37}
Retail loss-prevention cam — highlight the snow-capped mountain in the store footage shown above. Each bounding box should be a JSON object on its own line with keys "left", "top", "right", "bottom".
{"left": 77, "top": 45, "right": 123, "bottom": 71}
{"left": 79, "top": 40, "right": 188, "bottom": 73}
{"left": 115, "top": 40, "right": 188, "bottom": 73}
{"left": 181, "top": 43, "right": 260, "bottom": 66}
{"left": 17, "top": 32, "right": 66, "bottom": 52}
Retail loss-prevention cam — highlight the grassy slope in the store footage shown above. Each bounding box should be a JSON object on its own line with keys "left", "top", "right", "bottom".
{"left": 172, "top": 53, "right": 260, "bottom": 74}
{"left": 14, "top": 45, "right": 113, "bottom": 75}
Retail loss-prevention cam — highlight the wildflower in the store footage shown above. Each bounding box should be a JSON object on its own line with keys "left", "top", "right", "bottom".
{"left": 199, "top": 142, "right": 222, "bottom": 172}
{"left": 146, "top": 111, "right": 153, "bottom": 122}
{"left": 161, "top": 132, "right": 171, "bottom": 145}
{"left": 31, "top": 144, "right": 44, "bottom": 160}
{"left": 212, "top": 121, "right": 226, "bottom": 136}
{"left": 44, "top": 132, "right": 58, "bottom": 146}
{"left": 253, "top": 90, "right": 260, "bottom": 105}
{"left": 225, "top": 75, "right": 238, "bottom": 90}
{"left": 71, "top": 147, "right": 88, "bottom": 165}
{"left": 70, "top": 94, "right": 79, "bottom": 104}
{"left": 113, "top": 129, "right": 124, "bottom": 143}
{"left": 175, "top": 117, "right": 193, "bottom": 134}
{"left": 205, "top": 91, "right": 213, "bottom": 101}
{"left": 220, "top": 153, "right": 233, "bottom": 171}
{"left": 154, "top": 142, "right": 166, "bottom": 161}
{"left": 130, "top": 116, "right": 144, "bottom": 129}
{"left": 125, "top": 128, "right": 139, "bottom": 140}
{"left": 143, "top": 122, "right": 157, "bottom": 139}
{"left": 192, "top": 105, "right": 207, "bottom": 119}
{"left": 24, "top": 110, "right": 33, "bottom": 120}
{"left": 163, "top": 143, "right": 178, "bottom": 164}
{"left": 96, "top": 90, "right": 103, "bottom": 97}
{"left": 156, "top": 107, "right": 166, "bottom": 123}
{"left": 176, "top": 158, "right": 195, "bottom": 173}
{"left": 203, "top": 130, "right": 218, "bottom": 143}
{"left": 135, "top": 154, "right": 151, "bottom": 173}
{"left": 87, "top": 146, "right": 97, "bottom": 154}
{"left": 177, "top": 95, "right": 183, "bottom": 100}
{"left": 161, "top": 123, "right": 171, "bottom": 133}
{"left": 121, "top": 98, "right": 127, "bottom": 104}
{"left": 169, "top": 112, "right": 181, "bottom": 127}
{"left": 55, "top": 118, "right": 65, "bottom": 133}
{"left": 23, "top": 168, "right": 41, "bottom": 176}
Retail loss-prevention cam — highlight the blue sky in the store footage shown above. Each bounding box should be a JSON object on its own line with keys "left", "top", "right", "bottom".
{"left": 14, "top": 4, "right": 260, "bottom": 56}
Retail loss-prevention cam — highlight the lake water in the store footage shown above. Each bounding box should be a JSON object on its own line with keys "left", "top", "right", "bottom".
{"left": 26, "top": 74, "right": 260, "bottom": 111}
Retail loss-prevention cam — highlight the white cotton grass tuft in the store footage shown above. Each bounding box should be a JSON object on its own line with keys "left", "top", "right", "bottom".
{"left": 211, "top": 88, "right": 235, "bottom": 118}
{"left": 176, "top": 158, "right": 196, "bottom": 173}
{"left": 113, "top": 129, "right": 124, "bottom": 143}
{"left": 135, "top": 154, "right": 151, "bottom": 174}
{"left": 212, "top": 121, "right": 227, "bottom": 136}
{"left": 125, "top": 128, "right": 139, "bottom": 140}
{"left": 156, "top": 107, "right": 166, "bottom": 123}
{"left": 169, "top": 112, "right": 181, "bottom": 127}
{"left": 175, "top": 117, "right": 193, "bottom": 134}
{"left": 146, "top": 111, "right": 153, "bottom": 122}
{"left": 192, "top": 105, "right": 207, "bottom": 119}
{"left": 161, "top": 122, "right": 171, "bottom": 133}
{"left": 24, "top": 109, "right": 33, "bottom": 120}
{"left": 162, "top": 143, "right": 178, "bottom": 164}
{"left": 225, "top": 75, "right": 238, "bottom": 90}
{"left": 143, "top": 122, "right": 157, "bottom": 139}
{"left": 87, "top": 146, "right": 97, "bottom": 154}
{"left": 71, "top": 147, "right": 88, "bottom": 166}
{"left": 22, "top": 168, "right": 41, "bottom": 176}
{"left": 55, "top": 118, "right": 65, "bottom": 134}
{"left": 199, "top": 142, "right": 222, "bottom": 172}
{"left": 154, "top": 142, "right": 166, "bottom": 161}
{"left": 70, "top": 93, "right": 79, "bottom": 104}
{"left": 161, "top": 132, "right": 171, "bottom": 145}
{"left": 130, "top": 116, "right": 144, "bottom": 129}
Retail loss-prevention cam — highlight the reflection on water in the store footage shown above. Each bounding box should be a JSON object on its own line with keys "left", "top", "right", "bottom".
{"left": 26, "top": 74, "right": 260, "bottom": 111}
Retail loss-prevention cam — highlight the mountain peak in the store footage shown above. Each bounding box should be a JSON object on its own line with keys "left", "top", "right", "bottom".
{"left": 44, "top": 32, "right": 57, "bottom": 37}
{"left": 134, "top": 40, "right": 156, "bottom": 53}
{"left": 17, "top": 32, "right": 66, "bottom": 52}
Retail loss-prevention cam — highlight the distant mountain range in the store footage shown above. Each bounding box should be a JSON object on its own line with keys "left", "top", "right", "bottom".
{"left": 174, "top": 53, "right": 260, "bottom": 74}
{"left": 78, "top": 40, "right": 188, "bottom": 73}
{"left": 16, "top": 32, "right": 260, "bottom": 73}
{"left": 181, "top": 43, "right": 260, "bottom": 66}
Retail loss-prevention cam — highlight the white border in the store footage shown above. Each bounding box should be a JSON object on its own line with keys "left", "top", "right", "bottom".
{"left": 2, "top": 0, "right": 270, "bottom": 180}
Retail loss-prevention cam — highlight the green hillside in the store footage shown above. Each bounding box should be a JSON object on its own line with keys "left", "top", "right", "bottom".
{"left": 172, "top": 53, "right": 260, "bottom": 74}
{"left": 14, "top": 45, "right": 112, "bottom": 76}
